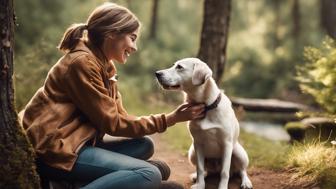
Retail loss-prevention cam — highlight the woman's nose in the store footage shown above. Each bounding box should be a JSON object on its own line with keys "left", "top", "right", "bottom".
{"left": 131, "top": 43, "right": 137, "bottom": 52}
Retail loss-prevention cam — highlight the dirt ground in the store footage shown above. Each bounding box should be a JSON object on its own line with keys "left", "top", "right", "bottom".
{"left": 151, "top": 134, "right": 318, "bottom": 189}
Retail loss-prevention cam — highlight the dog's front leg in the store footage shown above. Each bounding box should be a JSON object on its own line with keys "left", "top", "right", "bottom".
{"left": 218, "top": 141, "right": 233, "bottom": 189}
{"left": 191, "top": 143, "right": 205, "bottom": 189}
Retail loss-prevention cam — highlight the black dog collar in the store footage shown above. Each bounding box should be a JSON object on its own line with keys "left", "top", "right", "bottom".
{"left": 205, "top": 93, "right": 222, "bottom": 112}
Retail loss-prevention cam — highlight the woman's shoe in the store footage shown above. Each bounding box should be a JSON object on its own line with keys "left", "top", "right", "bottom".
{"left": 147, "top": 159, "right": 171, "bottom": 180}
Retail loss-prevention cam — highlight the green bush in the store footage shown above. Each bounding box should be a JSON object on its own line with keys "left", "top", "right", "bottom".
{"left": 296, "top": 38, "right": 336, "bottom": 115}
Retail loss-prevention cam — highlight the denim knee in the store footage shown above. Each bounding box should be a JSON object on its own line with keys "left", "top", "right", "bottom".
{"left": 138, "top": 136, "right": 154, "bottom": 160}
{"left": 136, "top": 164, "right": 162, "bottom": 189}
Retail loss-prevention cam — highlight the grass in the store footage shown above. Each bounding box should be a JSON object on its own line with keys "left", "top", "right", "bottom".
{"left": 286, "top": 140, "right": 336, "bottom": 189}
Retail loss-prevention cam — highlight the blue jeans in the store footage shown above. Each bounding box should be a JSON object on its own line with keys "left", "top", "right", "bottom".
{"left": 37, "top": 136, "right": 162, "bottom": 189}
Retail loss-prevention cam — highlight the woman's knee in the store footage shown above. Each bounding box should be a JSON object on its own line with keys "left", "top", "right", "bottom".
{"left": 136, "top": 164, "right": 162, "bottom": 188}
{"left": 137, "top": 136, "right": 154, "bottom": 160}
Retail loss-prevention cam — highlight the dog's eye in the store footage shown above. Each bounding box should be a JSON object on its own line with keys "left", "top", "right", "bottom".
{"left": 176, "top": 65, "right": 184, "bottom": 70}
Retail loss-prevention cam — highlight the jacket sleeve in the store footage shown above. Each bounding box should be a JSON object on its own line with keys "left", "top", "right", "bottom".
{"left": 63, "top": 55, "right": 167, "bottom": 137}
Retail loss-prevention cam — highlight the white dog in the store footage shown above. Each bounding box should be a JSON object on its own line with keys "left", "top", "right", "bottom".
{"left": 155, "top": 58, "right": 253, "bottom": 189}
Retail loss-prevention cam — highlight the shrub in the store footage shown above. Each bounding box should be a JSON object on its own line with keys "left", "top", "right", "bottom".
{"left": 296, "top": 38, "right": 336, "bottom": 116}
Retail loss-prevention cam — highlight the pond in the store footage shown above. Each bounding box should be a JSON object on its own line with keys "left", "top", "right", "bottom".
{"left": 240, "top": 121, "right": 290, "bottom": 141}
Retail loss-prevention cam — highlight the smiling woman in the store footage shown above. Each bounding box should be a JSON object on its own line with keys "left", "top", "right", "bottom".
{"left": 19, "top": 2, "right": 205, "bottom": 189}
{"left": 102, "top": 28, "right": 138, "bottom": 64}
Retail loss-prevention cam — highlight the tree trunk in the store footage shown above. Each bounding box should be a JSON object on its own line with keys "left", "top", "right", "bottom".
{"left": 0, "top": 0, "right": 40, "bottom": 188}
{"left": 320, "top": 0, "right": 336, "bottom": 39}
{"left": 292, "top": 0, "right": 300, "bottom": 43}
{"left": 149, "top": 0, "right": 159, "bottom": 39}
{"left": 197, "top": 0, "right": 231, "bottom": 83}
{"left": 271, "top": 0, "right": 281, "bottom": 49}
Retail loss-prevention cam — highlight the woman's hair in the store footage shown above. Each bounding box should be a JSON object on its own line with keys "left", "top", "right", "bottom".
{"left": 58, "top": 2, "right": 140, "bottom": 52}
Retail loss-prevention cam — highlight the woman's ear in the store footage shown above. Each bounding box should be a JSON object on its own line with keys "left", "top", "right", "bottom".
{"left": 192, "top": 61, "right": 213, "bottom": 86}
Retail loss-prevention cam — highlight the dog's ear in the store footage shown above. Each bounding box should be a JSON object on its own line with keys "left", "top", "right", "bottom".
{"left": 192, "top": 61, "right": 213, "bottom": 86}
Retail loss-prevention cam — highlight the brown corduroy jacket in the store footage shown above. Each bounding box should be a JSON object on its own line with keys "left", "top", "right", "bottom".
{"left": 21, "top": 41, "right": 167, "bottom": 171}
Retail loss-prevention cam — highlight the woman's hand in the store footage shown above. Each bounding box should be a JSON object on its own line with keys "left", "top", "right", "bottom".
{"left": 166, "top": 103, "right": 205, "bottom": 127}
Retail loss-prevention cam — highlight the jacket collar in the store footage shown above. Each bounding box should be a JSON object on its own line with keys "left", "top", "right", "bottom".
{"left": 70, "top": 40, "right": 117, "bottom": 76}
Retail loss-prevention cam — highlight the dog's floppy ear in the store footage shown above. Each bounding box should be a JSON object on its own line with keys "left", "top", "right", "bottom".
{"left": 192, "top": 61, "right": 213, "bottom": 86}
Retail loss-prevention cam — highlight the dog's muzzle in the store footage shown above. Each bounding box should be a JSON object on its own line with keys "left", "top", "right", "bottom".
{"left": 155, "top": 71, "right": 180, "bottom": 90}
{"left": 155, "top": 71, "right": 163, "bottom": 80}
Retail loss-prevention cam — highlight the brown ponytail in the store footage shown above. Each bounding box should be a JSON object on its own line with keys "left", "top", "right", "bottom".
{"left": 58, "top": 23, "right": 87, "bottom": 52}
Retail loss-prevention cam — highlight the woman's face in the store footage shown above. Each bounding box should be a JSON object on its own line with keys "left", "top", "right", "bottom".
{"left": 102, "top": 28, "right": 139, "bottom": 64}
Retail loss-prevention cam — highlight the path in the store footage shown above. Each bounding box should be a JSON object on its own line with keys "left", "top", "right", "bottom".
{"left": 151, "top": 134, "right": 316, "bottom": 189}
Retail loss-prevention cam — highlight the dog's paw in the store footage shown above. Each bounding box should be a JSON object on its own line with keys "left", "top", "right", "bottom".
{"left": 190, "top": 182, "right": 205, "bottom": 189}
{"left": 241, "top": 180, "right": 253, "bottom": 189}
{"left": 189, "top": 172, "right": 197, "bottom": 183}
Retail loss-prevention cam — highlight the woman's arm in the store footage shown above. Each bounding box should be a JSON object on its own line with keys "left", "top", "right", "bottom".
{"left": 64, "top": 55, "right": 204, "bottom": 137}
{"left": 165, "top": 103, "right": 205, "bottom": 127}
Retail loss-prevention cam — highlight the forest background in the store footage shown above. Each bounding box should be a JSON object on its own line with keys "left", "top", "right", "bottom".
{"left": 14, "top": 0, "right": 329, "bottom": 111}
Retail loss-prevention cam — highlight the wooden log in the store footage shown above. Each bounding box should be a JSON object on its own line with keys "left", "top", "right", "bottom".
{"left": 230, "top": 97, "right": 310, "bottom": 113}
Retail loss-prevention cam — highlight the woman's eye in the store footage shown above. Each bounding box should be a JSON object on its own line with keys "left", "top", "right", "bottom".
{"left": 176, "top": 65, "right": 184, "bottom": 70}
{"left": 129, "top": 35, "right": 136, "bottom": 42}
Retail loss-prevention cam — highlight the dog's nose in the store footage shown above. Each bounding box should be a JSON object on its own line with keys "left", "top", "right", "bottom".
{"left": 155, "top": 71, "right": 163, "bottom": 78}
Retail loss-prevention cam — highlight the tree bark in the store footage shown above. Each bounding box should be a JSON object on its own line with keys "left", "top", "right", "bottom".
{"left": 197, "top": 0, "right": 231, "bottom": 83}
{"left": 0, "top": 0, "right": 40, "bottom": 188}
{"left": 320, "top": 0, "right": 336, "bottom": 39}
{"left": 149, "top": 0, "right": 159, "bottom": 40}
{"left": 292, "top": 0, "right": 300, "bottom": 43}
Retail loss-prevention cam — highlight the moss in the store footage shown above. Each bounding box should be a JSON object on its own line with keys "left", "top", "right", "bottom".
{"left": 0, "top": 116, "right": 40, "bottom": 188}
{"left": 285, "top": 121, "right": 306, "bottom": 142}
{"left": 285, "top": 120, "right": 336, "bottom": 143}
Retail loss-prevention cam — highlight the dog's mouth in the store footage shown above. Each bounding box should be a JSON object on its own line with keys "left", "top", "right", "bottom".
{"left": 161, "top": 84, "right": 181, "bottom": 90}
{"left": 155, "top": 74, "right": 181, "bottom": 90}
{"left": 157, "top": 80, "right": 181, "bottom": 90}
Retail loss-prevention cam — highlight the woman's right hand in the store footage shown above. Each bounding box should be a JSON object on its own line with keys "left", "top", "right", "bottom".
{"left": 166, "top": 103, "right": 205, "bottom": 127}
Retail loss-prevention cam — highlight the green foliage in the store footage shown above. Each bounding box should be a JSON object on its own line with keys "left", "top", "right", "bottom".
{"left": 15, "top": 40, "right": 62, "bottom": 109}
{"left": 285, "top": 121, "right": 306, "bottom": 141}
{"left": 224, "top": 0, "right": 324, "bottom": 99}
{"left": 239, "top": 130, "right": 290, "bottom": 169}
{"left": 296, "top": 38, "right": 336, "bottom": 114}
{"left": 14, "top": 0, "right": 66, "bottom": 53}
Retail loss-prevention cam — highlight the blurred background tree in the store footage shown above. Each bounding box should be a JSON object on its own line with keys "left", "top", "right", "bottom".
{"left": 320, "top": 0, "right": 336, "bottom": 39}
{"left": 197, "top": 0, "right": 231, "bottom": 83}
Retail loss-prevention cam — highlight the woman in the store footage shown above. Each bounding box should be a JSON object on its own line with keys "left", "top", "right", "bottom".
{"left": 21, "top": 2, "right": 204, "bottom": 189}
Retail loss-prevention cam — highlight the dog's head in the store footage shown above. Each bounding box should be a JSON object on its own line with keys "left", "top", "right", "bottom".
{"left": 155, "top": 58, "right": 212, "bottom": 91}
